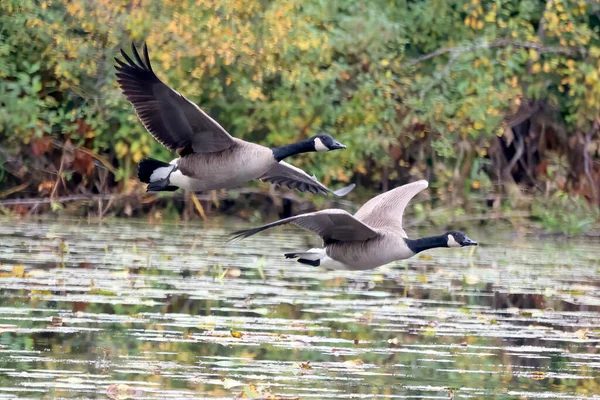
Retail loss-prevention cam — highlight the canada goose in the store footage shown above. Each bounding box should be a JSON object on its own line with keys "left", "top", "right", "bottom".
{"left": 114, "top": 43, "right": 354, "bottom": 196}
{"left": 230, "top": 180, "right": 478, "bottom": 270}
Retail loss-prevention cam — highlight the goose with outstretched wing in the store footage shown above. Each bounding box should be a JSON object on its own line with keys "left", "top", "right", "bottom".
{"left": 114, "top": 43, "right": 354, "bottom": 196}
{"left": 230, "top": 180, "right": 477, "bottom": 270}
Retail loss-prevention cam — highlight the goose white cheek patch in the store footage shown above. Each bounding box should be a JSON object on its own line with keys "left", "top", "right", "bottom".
{"left": 314, "top": 138, "right": 329, "bottom": 152}
{"left": 447, "top": 235, "right": 461, "bottom": 248}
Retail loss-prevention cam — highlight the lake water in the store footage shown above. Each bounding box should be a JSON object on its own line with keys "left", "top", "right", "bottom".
{"left": 0, "top": 218, "right": 599, "bottom": 399}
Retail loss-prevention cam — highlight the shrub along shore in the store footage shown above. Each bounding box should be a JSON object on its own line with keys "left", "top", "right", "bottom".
{"left": 1, "top": 0, "right": 599, "bottom": 233}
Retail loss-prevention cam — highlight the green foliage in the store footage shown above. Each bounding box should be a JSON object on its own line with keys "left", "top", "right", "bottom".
{"left": 532, "top": 191, "right": 600, "bottom": 235}
{"left": 0, "top": 0, "right": 599, "bottom": 222}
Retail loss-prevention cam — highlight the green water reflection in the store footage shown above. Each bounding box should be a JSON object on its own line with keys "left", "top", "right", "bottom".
{"left": 0, "top": 218, "right": 599, "bottom": 399}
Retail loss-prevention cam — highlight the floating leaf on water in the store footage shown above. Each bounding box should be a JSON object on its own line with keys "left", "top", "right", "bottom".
{"left": 575, "top": 329, "right": 589, "bottom": 340}
{"left": 292, "top": 361, "right": 313, "bottom": 375}
{"left": 107, "top": 384, "right": 143, "bottom": 400}
{"left": 423, "top": 326, "right": 436, "bottom": 336}
{"left": 237, "top": 384, "right": 262, "bottom": 399}
{"left": 464, "top": 274, "right": 479, "bottom": 285}
{"left": 299, "top": 361, "right": 312, "bottom": 370}
{"left": 356, "top": 311, "right": 372, "bottom": 324}
{"left": 227, "top": 268, "right": 242, "bottom": 278}
{"left": 343, "top": 359, "right": 364, "bottom": 368}
{"left": 0, "top": 324, "right": 18, "bottom": 333}
{"left": 251, "top": 307, "right": 269, "bottom": 316}
{"left": 520, "top": 311, "right": 533, "bottom": 318}
{"left": 222, "top": 378, "right": 244, "bottom": 389}
{"left": 12, "top": 265, "right": 25, "bottom": 277}
{"left": 198, "top": 316, "right": 216, "bottom": 331}
{"left": 531, "top": 371, "right": 547, "bottom": 381}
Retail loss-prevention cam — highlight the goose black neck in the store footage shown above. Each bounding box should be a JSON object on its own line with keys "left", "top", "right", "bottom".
{"left": 272, "top": 140, "right": 314, "bottom": 162}
{"left": 404, "top": 235, "right": 448, "bottom": 254}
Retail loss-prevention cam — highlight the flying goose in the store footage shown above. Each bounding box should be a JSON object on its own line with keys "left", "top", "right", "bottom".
{"left": 114, "top": 43, "right": 354, "bottom": 196}
{"left": 230, "top": 180, "right": 478, "bottom": 270}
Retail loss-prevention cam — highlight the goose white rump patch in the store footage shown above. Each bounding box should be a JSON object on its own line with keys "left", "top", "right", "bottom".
{"left": 149, "top": 165, "right": 175, "bottom": 182}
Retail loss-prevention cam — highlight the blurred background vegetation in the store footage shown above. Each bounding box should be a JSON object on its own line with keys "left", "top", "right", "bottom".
{"left": 0, "top": 0, "right": 599, "bottom": 232}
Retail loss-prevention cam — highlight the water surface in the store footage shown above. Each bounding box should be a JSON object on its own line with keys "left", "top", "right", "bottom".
{"left": 0, "top": 218, "right": 599, "bottom": 399}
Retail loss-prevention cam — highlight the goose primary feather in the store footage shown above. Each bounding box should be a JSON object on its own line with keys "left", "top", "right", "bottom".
{"left": 230, "top": 180, "right": 478, "bottom": 270}
{"left": 115, "top": 43, "right": 354, "bottom": 196}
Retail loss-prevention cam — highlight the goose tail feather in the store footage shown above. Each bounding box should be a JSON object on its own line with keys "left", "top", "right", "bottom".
{"left": 284, "top": 248, "right": 326, "bottom": 266}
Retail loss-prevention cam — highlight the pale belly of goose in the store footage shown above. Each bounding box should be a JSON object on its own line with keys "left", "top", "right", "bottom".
{"left": 325, "top": 234, "right": 415, "bottom": 270}
{"left": 170, "top": 141, "right": 275, "bottom": 192}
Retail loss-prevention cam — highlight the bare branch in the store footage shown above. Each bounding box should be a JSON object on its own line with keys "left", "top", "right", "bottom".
{"left": 410, "top": 39, "right": 581, "bottom": 65}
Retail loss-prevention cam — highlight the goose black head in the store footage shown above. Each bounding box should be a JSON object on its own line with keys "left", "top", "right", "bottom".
{"left": 446, "top": 231, "right": 478, "bottom": 248}
{"left": 311, "top": 134, "right": 347, "bottom": 152}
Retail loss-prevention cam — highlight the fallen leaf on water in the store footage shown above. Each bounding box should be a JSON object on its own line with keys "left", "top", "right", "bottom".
{"left": 298, "top": 361, "right": 312, "bottom": 370}
{"left": 230, "top": 330, "right": 244, "bottom": 338}
{"left": 48, "top": 316, "right": 63, "bottom": 328}
{"left": 227, "top": 268, "right": 242, "bottom": 278}
{"left": 343, "top": 359, "right": 364, "bottom": 368}
{"left": 237, "top": 384, "right": 261, "bottom": 398}
{"left": 198, "top": 316, "right": 216, "bottom": 331}
{"left": 355, "top": 311, "right": 372, "bottom": 324}
{"left": 222, "top": 378, "right": 244, "bottom": 389}
{"left": 464, "top": 274, "right": 479, "bottom": 285}
{"left": 107, "top": 384, "right": 143, "bottom": 400}
{"left": 531, "top": 371, "right": 547, "bottom": 380}
{"left": 575, "top": 329, "right": 589, "bottom": 340}
{"left": 292, "top": 361, "right": 313, "bottom": 376}
{"left": 12, "top": 265, "right": 25, "bottom": 277}
{"left": 0, "top": 325, "right": 18, "bottom": 334}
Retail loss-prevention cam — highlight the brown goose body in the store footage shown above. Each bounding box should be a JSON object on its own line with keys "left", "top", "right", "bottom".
{"left": 230, "top": 180, "right": 478, "bottom": 270}
{"left": 114, "top": 43, "right": 354, "bottom": 196}
{"left": 171, "top": 140, "right": 274, "bottom": 191}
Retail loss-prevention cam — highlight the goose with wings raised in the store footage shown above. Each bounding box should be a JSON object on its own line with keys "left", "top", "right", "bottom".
{"left": 114, "top": 43, "right": 354, "bottom": 196}
{"left": 230, "top": 180, "right": 477, "bottom": 270}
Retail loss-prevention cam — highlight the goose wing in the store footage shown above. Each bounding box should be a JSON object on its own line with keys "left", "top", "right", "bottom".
{"left": 230, "top": 209, "right": 378, "bottom": 243}
{"left": 260, "top": 161, "right": 355, "bottom": 197}
{"left": 115, "top": 43, "right": 235, "bottom": 154}
{"left": 353, "top": 180, "right": 428, "bottom": 237}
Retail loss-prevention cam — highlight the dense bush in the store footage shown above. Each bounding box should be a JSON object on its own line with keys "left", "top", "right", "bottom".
{"left": 1, "top": 0, "right": 599, "bottom": 220}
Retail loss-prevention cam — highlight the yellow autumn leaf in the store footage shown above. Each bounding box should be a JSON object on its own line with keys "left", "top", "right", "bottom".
{"left": 297, "top": 361, "right": 312, "bottom": 370}
{"left": 529, "top": 49, "right": 539, "bottom": 62}
{"left": 531, "top": 63, "right": 541, "bottom": 74}
{"left": 531, "top": 371, "right": 547, "bottom": 380}
{"left": 543, "top": 62, "right": 551, "bottom": 73}
{"left": 473, "top": 121, "right": 484, "bottom": 130}
{"left": 575, "top": 329, "right": 589, "bottom": 340}
{"left": 12, "top": 265, "right": 25, "bottom": 277}
{"left": 221, "top": 378, "right": 244, "bottom": 389}
{"left": 343, "top": 359, "right": 364, "bottom": 368}
{"left": 230, "top": 330, "right": 244, "bottom": 338}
